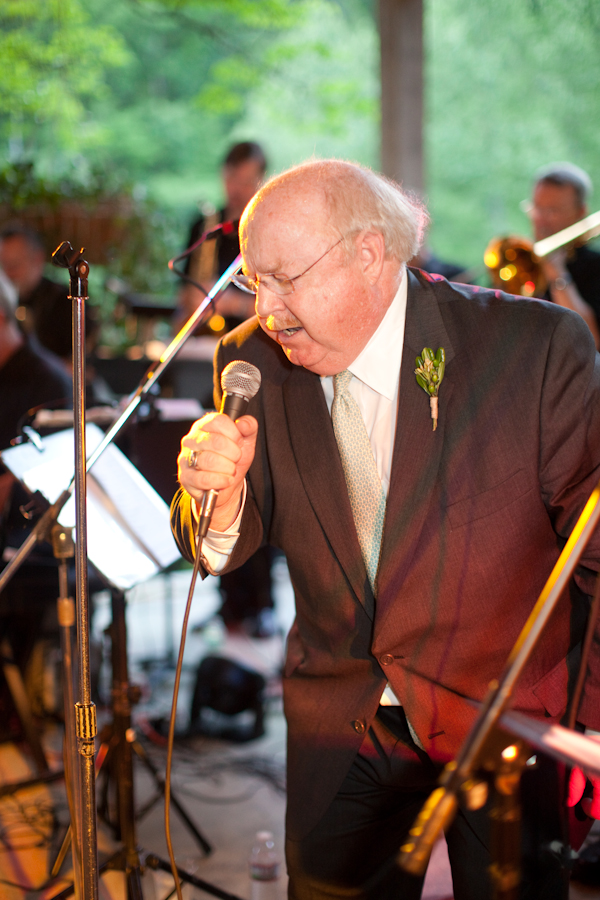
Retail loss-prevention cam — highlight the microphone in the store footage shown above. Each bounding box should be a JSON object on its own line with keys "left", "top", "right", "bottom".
{"left": 197, "top": 360, "right": 261, "bottom": 539}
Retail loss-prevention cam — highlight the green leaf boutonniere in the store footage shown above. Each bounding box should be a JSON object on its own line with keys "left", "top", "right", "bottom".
{"left": 415, "top": 347, "right": 445, "bottom": 431}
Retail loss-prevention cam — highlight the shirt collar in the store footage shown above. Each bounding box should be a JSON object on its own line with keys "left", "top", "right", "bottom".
{"left": 347, "top": 268, "right": 407, "bottom": 400}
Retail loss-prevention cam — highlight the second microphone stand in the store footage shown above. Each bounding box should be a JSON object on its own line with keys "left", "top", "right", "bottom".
{"left": 399, "top": 479, "right": 600, "bottom": 897}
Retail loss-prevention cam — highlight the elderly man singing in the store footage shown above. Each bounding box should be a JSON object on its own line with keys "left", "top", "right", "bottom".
{"left": 172, "top": 160, "right": 600, "bottom": 900}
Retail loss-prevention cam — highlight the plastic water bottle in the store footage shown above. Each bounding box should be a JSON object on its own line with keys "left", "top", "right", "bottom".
{"left": 248, "top": 830, "right": 281, "bottom": 899}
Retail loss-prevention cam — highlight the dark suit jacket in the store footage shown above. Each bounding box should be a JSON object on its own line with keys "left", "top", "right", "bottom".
{"left": 172, "top": 268, "right": 600, "bottom": 839}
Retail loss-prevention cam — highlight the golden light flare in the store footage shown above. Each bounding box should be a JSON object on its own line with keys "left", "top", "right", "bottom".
{"left": 499, "top": 264, "right": 517, "bottom": 281}
{"left": 208, "top": 314, "right": 226, "bottom": 333}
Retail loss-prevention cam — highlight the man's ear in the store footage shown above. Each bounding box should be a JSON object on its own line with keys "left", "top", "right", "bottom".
{"left": 357, "top": 231, "right": 385, "bottom": 284}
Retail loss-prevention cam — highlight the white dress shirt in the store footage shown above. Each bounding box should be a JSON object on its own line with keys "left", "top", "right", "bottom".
{"left": 321, "top": 273, "right": 408, "bottom": 708}
{"left": 320, "top": 269, "right": 407, "bottom": 492}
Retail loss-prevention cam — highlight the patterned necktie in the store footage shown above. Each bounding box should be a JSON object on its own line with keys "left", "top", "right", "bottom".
{"left": 332, "top": 370, "right": 386, "bottom": 590}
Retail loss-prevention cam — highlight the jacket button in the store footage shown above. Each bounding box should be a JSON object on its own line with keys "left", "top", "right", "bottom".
{"left": 352, "top": 720, "right": 366, "bottom": 734}
{"left": 380, "top": 653, "right": 394, "bottom": 667}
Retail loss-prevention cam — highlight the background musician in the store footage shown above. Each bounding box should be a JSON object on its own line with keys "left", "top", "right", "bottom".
{"left": 527, "top": 161, "right": 600, "bottom": 346}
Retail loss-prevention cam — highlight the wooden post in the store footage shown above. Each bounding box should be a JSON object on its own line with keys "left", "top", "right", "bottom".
{"left": 379, "top": 0, "right": 424, "bottom": 195}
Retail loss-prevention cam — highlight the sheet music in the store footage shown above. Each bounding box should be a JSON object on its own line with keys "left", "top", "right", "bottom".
{"left": 1, "top": 424, "right": 180, "bottom": 590}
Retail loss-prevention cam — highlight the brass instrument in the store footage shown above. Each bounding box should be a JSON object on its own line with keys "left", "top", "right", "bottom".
{"left": 484, "top": 209, "right": 600, "bottom": 297}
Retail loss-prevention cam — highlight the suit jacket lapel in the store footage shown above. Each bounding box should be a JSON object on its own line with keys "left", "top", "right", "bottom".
{"left": 282, "top": 365, "right": 374, "bottom": 616}
{"left": 377, "top": 270, "right": 455, "bottom": 611}
{"left": 281, "top": 271, "right": 455, "bottom": 618}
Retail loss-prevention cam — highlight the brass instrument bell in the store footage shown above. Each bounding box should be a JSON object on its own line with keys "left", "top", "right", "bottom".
{"left": 484, "top": 209, "right": 600, "bottom": 298}
{"left": 483, "top": 236, "right": 546, "bottom": 298}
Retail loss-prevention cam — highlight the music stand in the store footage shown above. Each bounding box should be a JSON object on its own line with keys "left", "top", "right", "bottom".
{"left": 2, "top": 423, "right": 180, "bottom": 591}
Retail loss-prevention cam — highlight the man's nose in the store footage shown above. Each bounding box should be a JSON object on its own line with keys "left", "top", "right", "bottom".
{"left": 255, "top": 281, "right": 285, "bottom": 318}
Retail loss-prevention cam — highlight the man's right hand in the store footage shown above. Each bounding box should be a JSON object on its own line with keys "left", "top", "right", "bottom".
{"left": 178, "top": 411, "right": 258, "bottom": 532}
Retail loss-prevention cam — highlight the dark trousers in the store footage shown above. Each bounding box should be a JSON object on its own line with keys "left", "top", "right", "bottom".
{"left": 218, "top": 545, "right": 274, "bottom": 623}
{"left": 286, "top": 707, "right": 569, "bottom": 900}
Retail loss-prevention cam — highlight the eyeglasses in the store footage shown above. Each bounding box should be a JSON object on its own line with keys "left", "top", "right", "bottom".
{"left": 520, "top": 199, "right": 580, "bottom": 218}
{"left": 231, "top": 236, "right": 345, "bottom": 296}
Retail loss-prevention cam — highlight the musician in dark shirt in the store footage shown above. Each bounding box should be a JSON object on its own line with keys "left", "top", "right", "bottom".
{"left": 527, "top": 162, "right": 600, "bottom": 346}
{"left": 0, "top": 271, "right": 73, "bottom": 703}
{"left": 175, "top": 142, "right": 267, "bottom": 335}
{"left": 0, "top": 271, "right": 71, "bottom": 503}
{"left": 177, "top": 143, "right": 277, "bottom": 637}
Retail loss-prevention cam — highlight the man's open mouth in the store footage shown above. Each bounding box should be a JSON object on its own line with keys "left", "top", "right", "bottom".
{"left": 281, "top": 326, "right": 302, "bottom": 336}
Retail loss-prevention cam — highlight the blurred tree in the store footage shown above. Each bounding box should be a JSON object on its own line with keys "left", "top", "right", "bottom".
{"left": 0, "top": 0, "right": 128, "bottom": 162}
{"left": 80, "top": 0, "right": 372, "bottom": 214}
{"left": 229, "top": 0, "right": 379, "bottom": 176}
{"left": 2, "top": 0, "right": 600, "bottom": 287}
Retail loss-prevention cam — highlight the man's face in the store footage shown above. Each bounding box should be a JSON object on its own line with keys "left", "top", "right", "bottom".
{"left": 0, "top": 236, "right": 45, "bottom": 295}
{"left": 530, "top": 182, "right": 585, "bottom": 241}
{"left": 242, "top": 188, "right": 383, "bottom": 376}
{"left": 223, "top": 159, "right": 264, "bottom": 220}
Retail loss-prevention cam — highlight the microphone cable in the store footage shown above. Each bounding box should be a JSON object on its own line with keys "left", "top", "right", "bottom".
{"left": 164, "top": 531, "right": 204, "bottom": 900}
{"left": 163, "top": 359, "right": 260, "bottom": 900}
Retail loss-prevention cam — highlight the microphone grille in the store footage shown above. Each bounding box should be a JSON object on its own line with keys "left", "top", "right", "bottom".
{"left": 221, "top": 360, "right": 261, "bottom": 400}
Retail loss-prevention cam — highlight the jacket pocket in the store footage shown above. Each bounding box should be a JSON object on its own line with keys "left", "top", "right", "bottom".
{"left": 284, "top": 620, "right": 306, "bottom": 678}
{"left": 447, "top": 468, "right": 532, "bottom": 530}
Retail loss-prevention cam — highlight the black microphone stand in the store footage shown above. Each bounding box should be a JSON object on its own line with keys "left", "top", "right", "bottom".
{"left": 398, "top": 480, "right": 600, "bottom": 896}
{"left": 51, "top": 241, "right": 99, "bottom": 900}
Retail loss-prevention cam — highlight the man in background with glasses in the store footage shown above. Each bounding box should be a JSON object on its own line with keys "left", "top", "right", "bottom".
{"left": 172, "top": 159, "right": 600, "bottom": 899}
{"left": 525, "top": 161, "right": 600, "bottom": 344}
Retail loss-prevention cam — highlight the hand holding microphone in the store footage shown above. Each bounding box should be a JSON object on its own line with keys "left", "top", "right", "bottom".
{"left": 178, "top": 360, "right": 261, "bottom": 536}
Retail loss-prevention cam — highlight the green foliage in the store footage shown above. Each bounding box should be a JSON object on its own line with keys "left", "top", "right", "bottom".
{"left": 65, "top": 0, "right": 379, "bottom": 243}
{"left": 232, "top": 0, "right": 379, "bottom": 174}
{"left": 0, "top": 160, "right": 123, "bottom": 209}
{"left": 75, "top": 0, "right": 308, "bottom": 213}
{"left": 197, "top": 57, "right": 264, "bottom": 115}
{"left": 0, "top": 0, "right": 128, "bottom": 155}
{"left": 150, "top": 0, "right": 299, "bottom": 28}
{"left": 3, "top": 0, "right": 600, "bottom": 299}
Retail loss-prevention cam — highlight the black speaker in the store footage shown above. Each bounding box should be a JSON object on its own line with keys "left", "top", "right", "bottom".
{"left": 189, "top": 655, "right": 266, "bottom": 742}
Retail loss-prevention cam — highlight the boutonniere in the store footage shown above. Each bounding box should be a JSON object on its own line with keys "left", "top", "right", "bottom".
{"left": 415, "top": 347, "right": 445, "bottom": 430}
